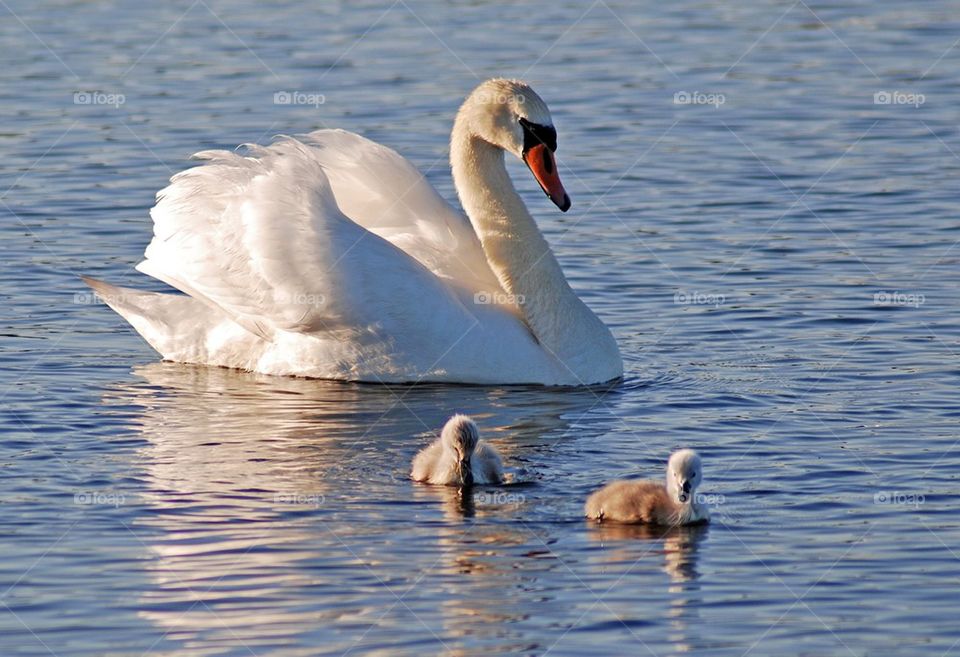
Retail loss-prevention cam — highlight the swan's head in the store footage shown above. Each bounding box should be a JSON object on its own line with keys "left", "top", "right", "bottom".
{"left": 440, "top": 414, "right": 480, "bottom": 486}
{"left": 666, "top": 449, "right": 703, "bottom": 505}
{"left": 459, "top": 78, "right": 570, "bottom": 212}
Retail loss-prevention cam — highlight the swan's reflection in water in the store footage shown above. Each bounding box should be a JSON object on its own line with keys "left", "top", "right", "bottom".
{"left": 104, "top": 362, "right": 615, "bottom": 655}
{"left": 586, "top": 523, "right": 708, "bottom": 655}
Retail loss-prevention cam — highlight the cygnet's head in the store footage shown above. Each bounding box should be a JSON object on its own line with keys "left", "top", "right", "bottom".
{"left": 456, "top": 78, "right": 570, "bottom": 212}
{"left": 665, "top": 449, "right": 703, "bottom": 505}
{"left": 440, "top": 414, "right": 480, "bottom": 486}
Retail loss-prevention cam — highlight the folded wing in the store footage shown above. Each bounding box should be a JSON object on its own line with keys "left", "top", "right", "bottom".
{"left": 299, "top": 129, "right": 502, "bottom": 294}
{"left": 139, "top": 135, "right": 484, "bottom": 346}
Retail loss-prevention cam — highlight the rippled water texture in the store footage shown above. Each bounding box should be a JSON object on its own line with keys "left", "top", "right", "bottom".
{"left": 2, "top": 1, "right": 960, "bottom": 655}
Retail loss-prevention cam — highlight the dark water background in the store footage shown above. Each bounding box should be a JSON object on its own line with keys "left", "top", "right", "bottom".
{"left": 2, "top": 1, "right": 960, "bottom": 655}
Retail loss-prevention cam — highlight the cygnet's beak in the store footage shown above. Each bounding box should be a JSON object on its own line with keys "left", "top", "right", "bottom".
{"left": 458, "top": 459, "right": 474, "bottom": 487}
{"left": 523, "top": 144, "right": 570, "bottom": 212}
{"left": 678, "top": 481, "right": 692, "bottom": 503}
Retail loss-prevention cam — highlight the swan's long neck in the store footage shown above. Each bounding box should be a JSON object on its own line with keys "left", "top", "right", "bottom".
{"left": 450, "top": 114, "right": 620, "bottom": 379}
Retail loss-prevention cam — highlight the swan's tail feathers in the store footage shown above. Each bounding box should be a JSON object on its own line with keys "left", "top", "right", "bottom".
{"left": 81, "top": 276, "right": 235, "bottom": 363}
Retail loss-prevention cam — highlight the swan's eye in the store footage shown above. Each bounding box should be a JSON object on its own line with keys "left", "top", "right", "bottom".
{"left": 519, "top": 117, "right": 557, "bottom": 153}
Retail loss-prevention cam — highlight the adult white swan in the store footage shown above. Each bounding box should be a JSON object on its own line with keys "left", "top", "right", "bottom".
{"left": 86, "top": 79, "right": 622, "bottom": 385}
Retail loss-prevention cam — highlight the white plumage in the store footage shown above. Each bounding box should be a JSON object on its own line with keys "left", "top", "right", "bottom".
{"left": 85, "top": 79, "right": 622, "bottom": 385}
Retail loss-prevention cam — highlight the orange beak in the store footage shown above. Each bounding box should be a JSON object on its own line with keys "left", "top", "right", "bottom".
{"left": 523, "top": 143, "right": 571, "bottom": 212}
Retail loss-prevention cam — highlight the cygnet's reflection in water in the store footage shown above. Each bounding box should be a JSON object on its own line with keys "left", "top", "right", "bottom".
{"left": 587, "top": 522, "right": 708, "bottom": 654}
{"left": 101, "top": 362, "right": 617, "bottom": 655}
{"left": 409, "top": 481, "right": 572, "bottom": 656}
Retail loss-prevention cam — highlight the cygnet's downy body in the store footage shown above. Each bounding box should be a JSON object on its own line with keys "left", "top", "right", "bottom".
{"left": 585, "top": 449, "right": 710, "bottom": 525}
{"left": 411, "top": 415, "right": 504, "bottom": 486}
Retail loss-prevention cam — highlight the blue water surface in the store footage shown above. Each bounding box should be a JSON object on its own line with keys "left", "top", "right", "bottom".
{"left": 2, "top": 1, "right": 960, "bottom": 655}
